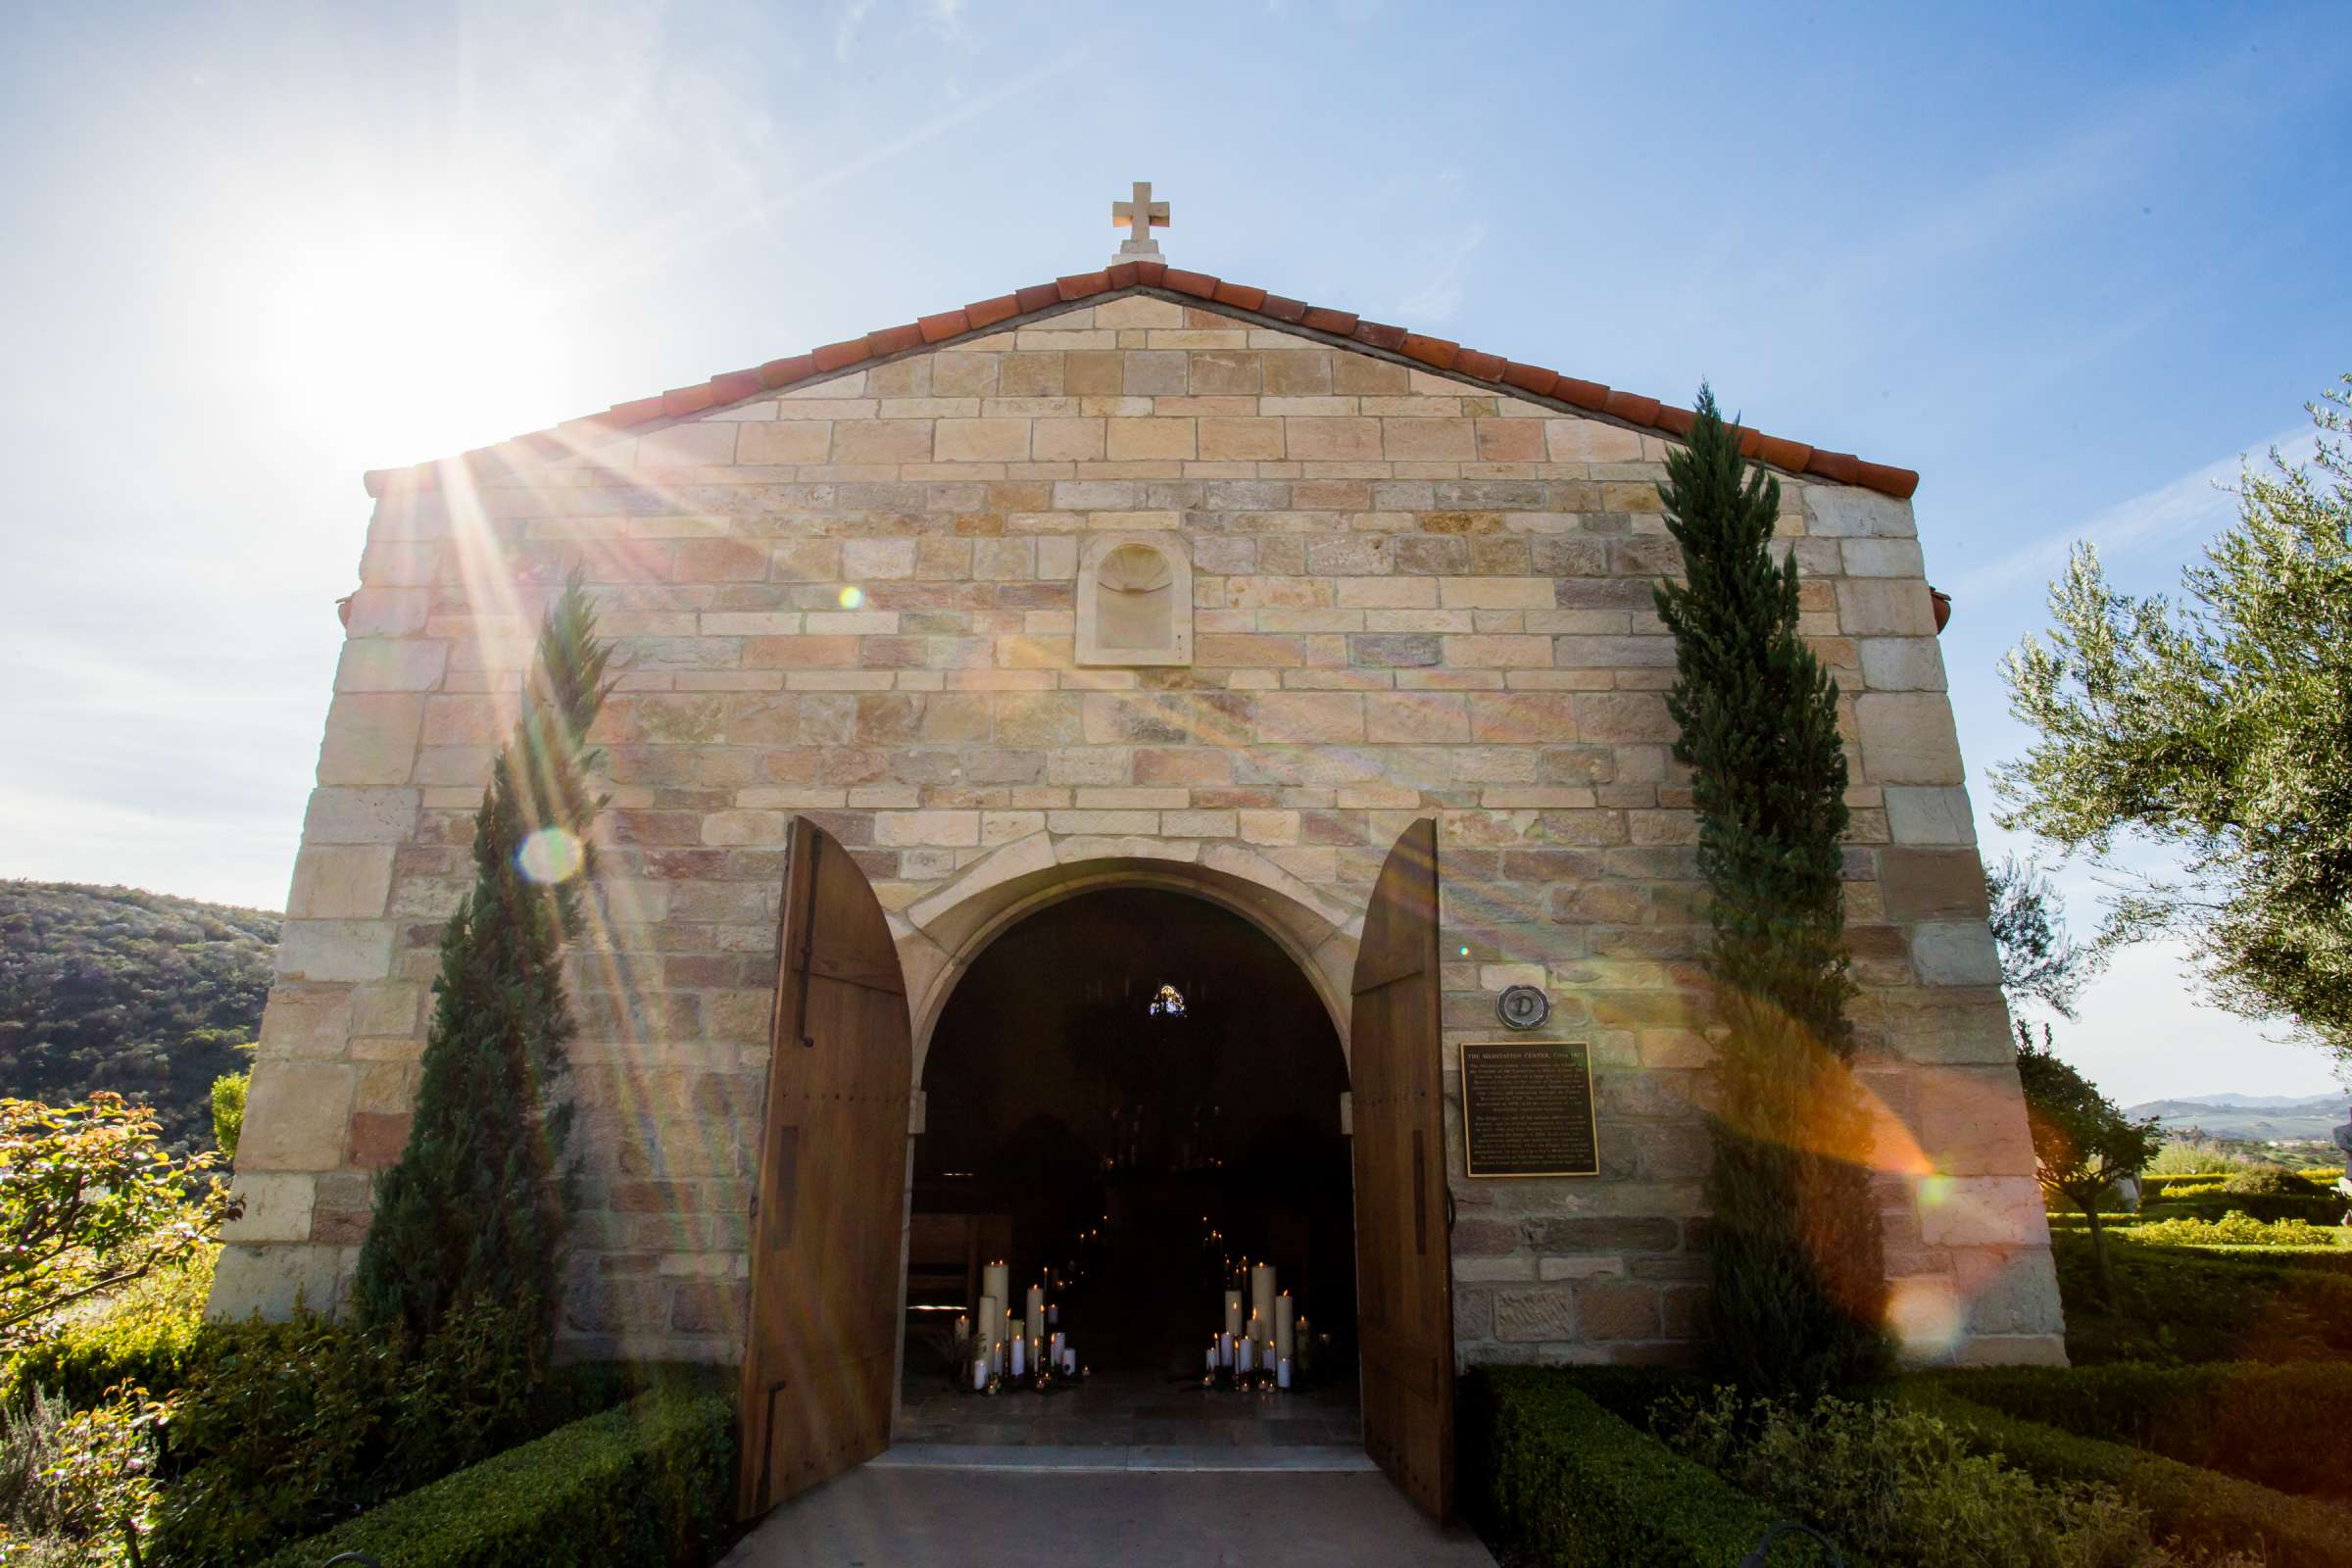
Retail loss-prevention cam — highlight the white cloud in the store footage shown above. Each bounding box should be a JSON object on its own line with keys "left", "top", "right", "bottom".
{"left": 1951, "top": 420, "right": 2322, "bottom": 600}
{"left": 836, "top": 0, "right": 877, "bottom": 62}
{"left": 1394, "top": 220, "right": 1487, "bottom": 323}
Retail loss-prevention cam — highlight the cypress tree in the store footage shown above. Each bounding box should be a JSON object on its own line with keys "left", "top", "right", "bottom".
{"left": 352, "top": 577, "right": 613, "bottom": 1356}
{"left": 1654, "top": 387, "right": 1891, "bottom": 1396}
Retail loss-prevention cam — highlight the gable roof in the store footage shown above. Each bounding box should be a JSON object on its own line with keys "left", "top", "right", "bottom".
{"left": 362, "top": 259, "right": 1919, "bottom": 501}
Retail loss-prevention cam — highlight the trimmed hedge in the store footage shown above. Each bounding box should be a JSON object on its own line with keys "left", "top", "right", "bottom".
{"left": 1932, "top": 1361, "right": 2352, "bottom": 1501}
{"left": 1459, "top": 1369, "right": 1828, "bottom": 1567}
{"left": 1899, "top": 1385, "right": 2352, "bottom": 1568}
{"left": 2052, "top": 1231, "right": 2352, "bottom": 1363}
{"left": 252, "top": 1387, "right": 734, "bottom": 1568}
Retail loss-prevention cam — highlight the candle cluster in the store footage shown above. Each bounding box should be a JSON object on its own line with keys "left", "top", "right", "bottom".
{"left": 1203, "top": 1259, "right": 1304, "bottom": 1391}
{"left": 962, "top": 1259, "right": 1081, "bottom": 1396}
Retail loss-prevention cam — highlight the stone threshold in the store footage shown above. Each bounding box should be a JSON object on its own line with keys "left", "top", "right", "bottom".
{"left": 871, "top": 1443, "right": 1378, "bottom": 1473}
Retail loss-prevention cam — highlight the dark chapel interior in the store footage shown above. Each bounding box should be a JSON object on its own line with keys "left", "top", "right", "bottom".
{"left": 904, "top": 888, "right": 1357, "bottom": 1392}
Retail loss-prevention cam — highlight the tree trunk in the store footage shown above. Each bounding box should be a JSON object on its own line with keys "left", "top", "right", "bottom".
{"left": 2082, "top": 1203, "right": 2115, "bottom": 1306}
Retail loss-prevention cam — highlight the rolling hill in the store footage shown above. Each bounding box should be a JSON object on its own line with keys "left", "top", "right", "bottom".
{"left": 0, "top": 880, "right": 278, "bottom": 1149}
{"left": 2125, "top": 1093, "right": 2350, "bottom": 1144}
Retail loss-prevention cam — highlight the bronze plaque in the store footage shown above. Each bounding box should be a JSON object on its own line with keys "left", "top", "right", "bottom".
{"left": 1460, "top": 1040, "right": 1598, "bottom": 1179}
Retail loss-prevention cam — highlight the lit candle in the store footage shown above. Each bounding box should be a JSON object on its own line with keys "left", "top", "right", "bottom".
{"left": 1238, "top": 1337, "right": 1254, "bottom": 1374}
{"left": 956, "top": 1312, "right": 971, "bottom": 1347}
{"left": 1278, "top": 1356, "right": 1293, "bottom": 1391}
{"left": 1052, "top": 1331, "right": 1065, "bottom": 1367}
{"left": 983, "top": 1259, "right": 1009, "bottom": 1313}
{"left": 991, "top": 1339, "right": 1004, "bottom": 1376}
{"left": 1026, "top": 1283, "right": 1046, "bottom": 1340}
{"left": 1048, "top": 1302, "right": 1059, "bottom": 1327}
{"left": 1251, "top": 1261, "right": 1276, "bottom": 1348}
{"left": 978, "top": 1296, "right": 1002, "bottom": 1366}
{"left": 1223, "top": 1289, "right": 1243, "bottom": 1344}
{"left": 1205, "top": 1341, "right": 1217, "bottom": 1374}
{"left": 973, "top": 1355, "right": 988, "bottom": 1392}
{"left": 1275, "top": 1292, "right": 1296, "bottom": 1365}
{"left": 1010, "top": 1333, "right": 1026, "bottom": 1378}
{"left": 1218, "top": 1331, "right": 1233, "bottom": 1368}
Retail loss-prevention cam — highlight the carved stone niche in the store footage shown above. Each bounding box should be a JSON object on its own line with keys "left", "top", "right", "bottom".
{"left": 1076, "top": 532, "right": 1192, "bottom": 666}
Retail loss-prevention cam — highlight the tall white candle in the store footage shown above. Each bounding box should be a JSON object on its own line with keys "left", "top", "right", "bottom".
{"left": 979, "top": 1296, "right": 1002, "bottom": 1363}
{"left": 1222, "top": 1289, "right": 1243, "bottom": 1342}
{"left": 982, "top": 1259, "right": 1009, "bottom": 1312}
{"left": 1250, "top": 1261, "right": 1276, "bottom": 1344}
{"left": 1218, "top": 1331, "right": 1233, "bottom": 1368}
{"left": 1026, "top": 1284, "right": 1046, "bottom": 1339}
{"left": 1275, "top": 1292, "right": 1296, "bottom": 1363}
{"left": 991, "top": 1339, "right": 1004, "bottom": 1376}
{"left": 1010, "top": 1335, "right": 1026, "bottom": 1377}
{"left": 1238, "top": 1337, "right": 1254, "bottom": 1374}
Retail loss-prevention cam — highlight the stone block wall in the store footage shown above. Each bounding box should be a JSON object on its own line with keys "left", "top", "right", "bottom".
{"left": 215, "top": 288, "right": 2064, "bottom": 1369}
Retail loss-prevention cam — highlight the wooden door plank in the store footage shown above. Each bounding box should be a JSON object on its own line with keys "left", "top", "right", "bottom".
{"left": 737, "top": 818, "right": 913, "bottom": 1519}
{"left": 1348, "top": 817, "right": 1455, "bottom": 1522}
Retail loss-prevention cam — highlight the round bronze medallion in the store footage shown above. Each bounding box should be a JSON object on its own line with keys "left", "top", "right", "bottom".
{"left": 1496, "top": 984, "right": 1550, "bottom": 1031}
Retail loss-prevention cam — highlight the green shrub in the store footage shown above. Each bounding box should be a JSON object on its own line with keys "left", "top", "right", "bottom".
{"left": 2222, "top": 1164, "right": 2323, "bottom": 1198}
{"left": 2141, "top": 1190, "right": 2343, "bottom": 1224}
{"left": 1900, "top": 1384, "right": 2352, "bottom": 1568}
{"left": 2128, "top": 1210, "right": 2342, "bottom": 1249}
{"left": 1654, "top": 1385, "right": 2222, "bottom": 1568}
{"left": 251, "top": 1387, "right": 733, "bottom": 1568}
{"left": 153, "top": 1301, "right": 544, "bottom": 1566}
{"left": 2, "top": 1247, "right": 217, "bottom": 1412}
{"left": 1459, "top": 1368, "right": 1827, "bottom": 1567}
{"left": 2052, "top": 1230, "right": 2352, "bottom": 1363}
{"left": 1932, "top": 1361, "right": 2352, "bottom": 1502}
{"left": 209, "top": 1070, "right": 249, "bottom": 1160}
{"left": 1, "top": 1383, "right": 171, "bottom": 1568}
{"left": 2146, "top": 1144, "right": 2254, "bottom": 1178}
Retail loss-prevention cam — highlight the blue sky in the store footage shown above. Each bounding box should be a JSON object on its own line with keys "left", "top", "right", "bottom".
{"left": 1, "top": 1, "right": 2345, "bottom": 1103}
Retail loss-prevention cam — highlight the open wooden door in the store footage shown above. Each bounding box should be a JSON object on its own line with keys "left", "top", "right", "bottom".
{"left": 737, "top": 817, "right": 911, "bottom": 1519}
{"left": 1350, "top": 817, "right": 1455, "bottom": 1521}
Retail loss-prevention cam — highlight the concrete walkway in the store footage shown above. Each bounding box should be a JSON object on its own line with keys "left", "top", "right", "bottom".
{"left": 722, "top": 1465, "right": 1498, "bottom": 1567}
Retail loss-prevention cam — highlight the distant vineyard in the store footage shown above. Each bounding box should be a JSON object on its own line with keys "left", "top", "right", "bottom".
{"left": 0, "top": 880, "right": 277, "bottom": 1149}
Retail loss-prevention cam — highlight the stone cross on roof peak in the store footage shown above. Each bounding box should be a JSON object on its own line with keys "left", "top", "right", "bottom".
{"left": 1110, "top": 179, "right": 1169, "bottom": 267}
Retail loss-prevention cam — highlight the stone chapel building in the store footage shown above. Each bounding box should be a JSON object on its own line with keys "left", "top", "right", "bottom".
{"left": 217, "top": 200, "right": 2064, "bottom": 1507}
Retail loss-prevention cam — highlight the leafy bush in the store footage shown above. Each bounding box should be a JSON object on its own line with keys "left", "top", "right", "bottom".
{"left": 1902, "top": 1384, "right": 2352, "bottom": 1568}
{"left": 144, "top": 1307, "right": 715, "bottom": 1568}
{"left": 208, "top": 1071, "right": 248, "bottom": 1161}
{"left": 1, "top": 1095, "right": 237, "bottom": 1358}
{"left": 2221, "top": 1164, "right": 2322, "bottom": 1198}
{"left": 1933, "top": 1361, "right": 2352, "bottom": 1502}
{"left": 1459, "top": 1369, "right": 1822, "bottom": 1568}
{"left": 1, "top": 1384, "right": 171, "bottom": 1568}
{"left": 251, "top": 1387, "right": 733, "bottom": 1568}
{"left": 2146, "top": 1144, "right": 2255, "bottom": 1178}
{"left": 2, "top": 1247, "right": 216, "bottom": 1412}
{"left": 1652, "top": 1386, "right": 2221, "bottom": 1568}
{"left": 2128, "top": 1210, "right": 2340, "bottom": 1249}
{"left": 2055, "top": 1231, "right": 2352, "bottom": 1363}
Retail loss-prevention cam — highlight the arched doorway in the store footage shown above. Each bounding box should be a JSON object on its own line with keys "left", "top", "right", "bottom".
{"left": 899, "top": 886, "right": 1360, "bottom": 1446}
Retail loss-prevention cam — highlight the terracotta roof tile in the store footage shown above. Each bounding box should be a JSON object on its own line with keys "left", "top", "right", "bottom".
{"left": 811, "top": 338, "right": 869, "bottom": 372}
{"left": 1500, "top": 362, "right": 1558, "bottom": 397}
{"left": 1453, "top": 347, "right": 1505, "bottom": 381}
{"left": 964, "top": 294, "right": 1019, "bottom": 330}
{"left": 360, "top": 272, "right": 1922, "bottom": 502}
{"left": 917, "top": 310, "right": 970, "bottom": 344}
